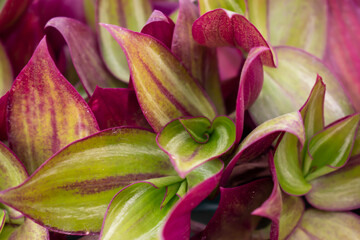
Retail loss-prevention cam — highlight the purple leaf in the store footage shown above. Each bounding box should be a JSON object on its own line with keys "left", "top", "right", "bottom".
{"left": 45, "top": 17, "right": 123, "bottom": 96}
{"left": 192, "top": 9, "right": 277, "bottom": 67}
{"left": 0, "top": 0, "right": 32, "bottom": 32}
{"left": 88, "top": 87, "right": 150, "bottom": 130}
{"left": 0, "top": 92, "right": 8, "bottom": 140}
{"left": 194, "top": 178, "right": 273, "bottom": 240}
{"left": 141, "top": 10, "right": 175, "bottom": 48}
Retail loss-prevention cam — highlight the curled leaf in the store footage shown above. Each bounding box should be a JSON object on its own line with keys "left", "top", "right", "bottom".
{"left": 157, "top": 116, "right": 235, "bottom": 177}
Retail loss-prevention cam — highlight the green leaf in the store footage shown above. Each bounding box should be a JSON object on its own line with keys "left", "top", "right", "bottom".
{"left": 162, "top": 182, "right": 182, "bottom": 208}
{"left": 0, "top": 209, "right": 5, "bottom": 233}
{"left": 278, "top": 195, "right": 304, "bottom": 240}
{"left": 102, "top": 24, "right": 216, "bottom": 132}
{"left": 0, "top": 142, "right": 27, "bottom": 220}
{"left": 198, "top": 0, "right": 246, "bottom": 15}
{"left": 0, "top": 41, "right": 12, "bottom": 97}
{"left": 300, "top": 75, "right": 325, "bottom": 164}
{"left": 185, "top": 159, "right": 223, "bottom": 189}
{"left": 0, "top": 128, "right": 179, "bottom": 234}
{"left": 306, "top": 157, "right": 360, "bottom": 211}
{"left": 100, "top": 182, "right": 179, "bottom": 240}
{"left": 288, "top": 209, "right": 360, "bottom": 240}
{"left": 268, "top": 0, "right": 327, "bottom": 58}
{"left": 250, "top": 47, "right": 354, "bottom": 126}
{"left": 274, "top": 132, "right": 312, "bottom": 196}
{"left": 157, "top": 116, "right": 235, "bottom": 177}
{"left": 247, "top": 0, "right": 268, "bottom": 39}
{"left": 97, "top": 0, "right": 152, "bottom": 82}
{"left": 304, "top": 114, "right": 360, "bottom": 181}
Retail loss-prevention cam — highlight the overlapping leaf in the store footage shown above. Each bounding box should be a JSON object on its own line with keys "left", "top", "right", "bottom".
{"left": 45, "top": 17, "right": 124, "bottom": 95}
{"left": 306, "top": 156, "right": 360, "bottom": 211}
{"left": 157, "top": 116, "right": 235, "bottom": 177}
{"left": 0, "top": 128, "right": 179, "bottom": 233}
{"left": 100, "top": 182, "right": 179, "bottom": 240}
{"left": 0, "top": 42, "right": 12, "bottom": 97}
{"left": 7, "top": 38, "right": 99, "bottom": 174}
{"left": 1, "top": 218, "right": 49, "bottom": 240}
{"left": 102, "top": 24, "right": 216, "bottom": 132}
{"left": 97, "top": 0, "right": 152, "bottom": 82}
{"left": 0, "top": 0, "right": 32, "bottom": 32}
{"left": 198, "top": 0, "right": 246, "bottom": 15}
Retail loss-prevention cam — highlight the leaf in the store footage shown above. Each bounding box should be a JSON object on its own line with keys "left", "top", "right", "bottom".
{"left": 102, "top": 24, "right": 216, "bottom": 132}
{"left": 161, "top": 160, "right": 223, "bottom": 240}
{"left": 306, "top": 156, "right": 360, "bottom": 211}
{"left": 194, "top": 178, "right": 273, "bottom": 240}
{"left": 247, "top": 0, "right": 268, "bottom": 40}
{"left": 304, "top": 114, "right": 360, "bottom": 181}
{"left": 3, "top": 218, "right": 49, "bottom": 240}
{"left": 250, "top": 46, "right": 354, "bottom": 126}
{"left": 323, "top": 0, "right": 360, "bottom": 111}
{"left": 0, "top": 42, "right": 12, "bottom": 97}
{"left": 141, "top": 10, "right": 175, "bottom": 48}
{"left": 0, "top": 128, "right": 179, "bottom": 234}
{"left": 235, "top": 46, "right": 267, "bottom": 144}
{"left": 7, "top": 37, "right": 99, "bottom": 174}
{"left": 198, "top": 0, "right": 246, "bottom": 15}
{"left": 0, "top": 0, "right": 32, "bottom": 32}
{"left": 100, "top": 182, "right": 179, "bottom": 240}
{"left": 97, "top": 0, "right": 152, "bottom": 82}
{"left": 192, "top": 9, "right": 276, "bottom": 67}
{"left": 274, "top": 132, "right": 311, "bottom": 196}
{"left": 157, "top": 116, "right": 235, "bottom": 177}
{"left": 0, "top": 142, "right": 27, "bottom": 220}
{"left": 288, "top": 209, "right": 360, "bottom": 240}
{"left": 0, "top": 209, "right": 5, "bottom": 233}
{"left": 299, "top": 75, "right": 325, "bottom": 161}
{"left": 268, "top": 0, "right": 327, "bottom": 58}
{"left": 0, "top": 92, "right": 8, "bottom": 140}
{"left": 45, "top": 17, "right": 124, "bottom": 96}
{"left": 87, "top": 87, "right": 150, "bottom": 130}
{"left": 223, "top": 112, "right": 305, "bottom": 185}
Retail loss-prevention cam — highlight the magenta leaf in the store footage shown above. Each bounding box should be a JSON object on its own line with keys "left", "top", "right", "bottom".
{"left": 88, "top": 87, "right": 150, "bottom": 130}
{"left": 192, "top": 8, "right": 276, "bottom": 67}
{"left": 0, "top": 0, "right": 32, "bottom": 32}
{"left": 141, "top": 10, "right": 175, "bottom": 48}
{"left": 45, "top": 17, "right": 124, "bottom": 96}
{"left": 0, "top": 92, "right": 8, "bottom": 140}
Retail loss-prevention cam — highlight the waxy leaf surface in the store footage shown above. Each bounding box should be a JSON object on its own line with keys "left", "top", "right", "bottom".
{"left": 250, "top": 47, "right": 354, "bottom": 125}
{"left": 192, "top": 9, "right": 276, "bottom": 67}
{"left": 0, "top": 128, "right": 178, "bottom": 234}
{"left": 306, "top": 156, "right": 360, "bottom": 211}
{"left": 0, "top": 42, "right": 12, "bottom": 97}
{"left": 45, "top": 17, "right": 123, "bottom": 95}
{"left": 198, "top": 0, "right": 246, "bottom": 15}
{"left": 223, "top": 112, "right": 305, "bottom": 184}
{"left": 157, "top": 116, "right": 235, "bottom": 177}
{"left": 268, "top": 0, "right": 327, "bottom": 58}
{"left": 88, "top": 87, "right": 149, "bottom": 130}
{"left": 141, "top": 10, "right": 175, "bottom": 48}
{"left": 274, "top": 132, "right": 311, "bottom": 196}
{"left": 97, "top": 0, "right": 152, "bottom": 82}
{"left": 103, "top": 24, "right": 216, "bottom": 132}
{"left": 100, "top": 182, "right": 179, "bottom": 240}
{"left": 288, "top": 209, "right": 360, "bottom": 240}
{"left": 194, "top": 178, "right": 273, "bottom": 240}
{"left": 7, "top": 38, "right": 99, "bottom": 174}
{"left": 162, "top": 160, "right": 223, "bottom": 240}
{"left": 304, "top": 114, "right": 360, "bottom": 181}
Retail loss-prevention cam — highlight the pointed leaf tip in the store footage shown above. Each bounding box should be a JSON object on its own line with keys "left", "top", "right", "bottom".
{"left": 102, "top": 24, "right": 216, "bottom": 132}
{"left": 7, "top": 37, "right": 99, "bottom": 174}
